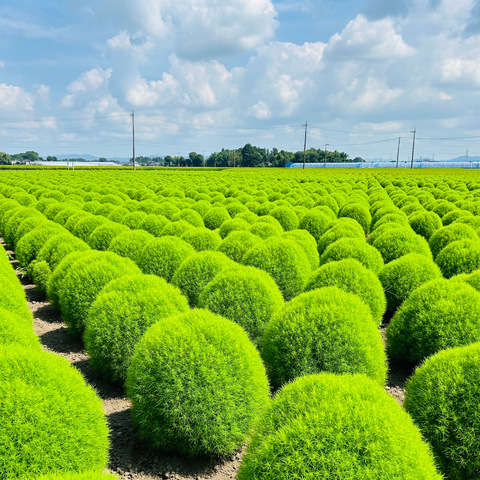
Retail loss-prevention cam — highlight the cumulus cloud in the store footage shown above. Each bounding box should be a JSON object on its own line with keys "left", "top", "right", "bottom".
{"left": 0, "top": 84, "right": 34, "bottom": 111}
{"left": 99, "top": 0, "right": 277, "bottom": 59}
{"left": 62, "top": 67, "right": 113, "bottom": 108}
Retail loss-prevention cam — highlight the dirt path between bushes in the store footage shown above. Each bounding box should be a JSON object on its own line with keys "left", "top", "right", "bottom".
{"left": 5, "top": 241, "right": 410, "bottom": 479}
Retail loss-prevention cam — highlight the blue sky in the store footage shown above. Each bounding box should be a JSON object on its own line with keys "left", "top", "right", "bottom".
{"left": 1, "top": 0, "right": 480, "bottom": 161}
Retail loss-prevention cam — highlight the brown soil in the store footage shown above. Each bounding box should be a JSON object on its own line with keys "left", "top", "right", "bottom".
{"left": 5, "top": 241, "right": 411, "bottom": 479}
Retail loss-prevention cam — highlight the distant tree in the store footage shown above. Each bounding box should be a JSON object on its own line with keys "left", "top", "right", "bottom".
{"left": 189, "top": 152, "right": 204, "bottom": 167}
{"left": 0, "top": 152, "right": 12, "bottom": 165}
{"left": 241, "top": 144, "right": 265, "bottom": 167}
{"left": 98, "top": 157, "right": 108, "bottom": 163}
{"left": 353, "top": 157, "right": 365, "bottom": 162}
{"left": 46, "top": 155, "right": 58, "bottom": 162}
{"left": 164, "top": 155, "right": 173, "bottom": 166}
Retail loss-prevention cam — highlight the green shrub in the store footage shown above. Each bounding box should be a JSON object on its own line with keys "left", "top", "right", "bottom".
{"left": 161, "top": 219, "right": 194, "bottom": 237}
{"left": 121, "top": 210, "right": 148, "bottom": 229}
{"left": 320, "top": 237, "right": 384, "bottom": 274}
{"left": 180, "top": 227, "right": 222, "bottom": 251}
{"left": 138, "top": 236, "right": 195, "bottom": 282}
{"left": 172, "top": 208, "right": 205, "bottom": 227}
{"left": 316, "top": 218, "right": 365, "bottom": 255}
{"left": 58, "top": 251, "right": 141, "bottom": 337}
{"left": 37, "top": 233, "right": 91, "bottom": 270}
{"left": 64, "top": 211, "right": 90, "bottom": 233}
{"left": 13, "top": 215, "right": 46, "bottom": 247}
{"left": 216, "top": 230, "right": 262, "bottom": 263}
{"left": 435, "top": 239, "right": 480, "bottom": 278}
{"left": 236, "top": 210, "right": 259, "bottom": 224}
{"left": 305, "top": 259, "right": 386, "bottom": 324}
{"left": 378, "top": 253, "right": 442, "bottom": 317}
{"left": 261, "top": 287, "right": 387, "bottom": 389}
{"left": 280, "top": 229, "right": 319, "bottom": 270}
{"left": 338, "top": 202, "right": 372, "bottom": 233}
{"left": 36, "top": 472, "right": 119, "bottom": 480}
{"left": 429, "top": 223, "right": 479, "bottom": 258}
{"left": 0, "top": 307, "right": 40, "bottom": 349}
{"left": 248, "top": 221, "right": 283, "bottom": 239}
{"left": 218, "top": 217, "right": 249, "bottom": 238}
{"left": 442, "top": 209, "right": 473, "bottom": 226}
{"left": 243, "top": 237, "right": 311, "bottom": 301}
{"left": 3, "top": 207, "right": 41, "bottom": 248}
{"left": 203, "top": 206, "right": 231, "bottom": 230}
{"left": 107, "top": 206, "right": 130, "bottom": 222}
{"left": 126, "top": 309, "right": 270, "bottom": 456}
{"left": 172, "top": 251, "right": 236, "bottom": 307}
{"left": 405, "top": 342, "right": 480, "bottom": 480}
{"left": 15, "top": 221, "right": 65, "bottom": 267}
{"left": 107, "top": 229, "right": 155, "bottom": 265}
{"left": 409, "top": 210, "right": 443, "bottom": 239}
{"left": 88, "top": 221, "right": 129, "bottom": 250}
{"left": 373, "top": 227, "right": 432, "bottom": 263}
{"left": 238, "top": 373, "right": 441, "bottom": 480}
{"left": 387, "top": 278, "right": 480, "bottom": 365}
{"left": 198, "top": 266, "right": 284, "bottom": 345}
{"left": 74, "top": 215, "right": 108, "bottom": 242}
{"left": 139, "top": 214, "right": 169, "bottom": 236}
{"left": 84, "top": 274, "right": 188, "bottom": 383}
{"left": 0, "top": 345, "right": 109, "bottom": 478}
{"left": 269, "top": 206, "right": 299, "bottom": 231}
{"left": 367, "top": 221, "right": 407, "bottom": 245}
{"left": 27, "top": 259, "right": 52, "bottom": 295}
{"left": 298, "top": 207, "right": 334, "bottom": 242}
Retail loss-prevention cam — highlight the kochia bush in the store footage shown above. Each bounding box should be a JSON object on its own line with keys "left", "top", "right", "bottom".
{"left": 216, "top": 230, "right": 262, "bottom": 263}
{"left": 405, "top": 343, "right": 480, "bottom": 480}
{"left": 386, "top": 278, "right": 480, "bottom": 365}
{"left": 84, "top": 274, "right": 189, "bottom": 383}
{"left": 261, "top": 287, "right": 387, "bottom": 390}
{"left": 408, "top": 210, "right": 443, "bottom": 240}
{"left": 237, "top": 373, "right": 441, "bottom": 480}
{"left": 198, "top": 266, "right": 284, "bottom": 346}
{"left": 429, "top": 223, "right": 479, "bottom": 258}
{"left": 88, "top": 222, "right": 129, "bottom": 251}
{"left": 243, "top": 237, "right": 311, "bottom": 301}
{"left": 180, "top": 227, "right": 222, "bottom": 251}
{"left": 435, "top": 239, "right": 480, "bottom": 278}
{"left": 305, "top": 259, "right": 386, "bottom": 325}
{"left": 0, "top": 345, "right": 109, "bottom": 478}
{"left": 108, "top": 229, "right": 155, "bottom": 265}
{"left": 338, "top": 202, "right": 372, "bottom": 233}
{"left": 126, "top": 309, "right": 270, "bottom": 456}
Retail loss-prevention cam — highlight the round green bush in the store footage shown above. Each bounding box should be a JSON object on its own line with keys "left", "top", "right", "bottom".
{"left": 367, "top": 221, "right": 407, "bottom": 245}
{"left": 305, "top": 259, "right": 386, "bottom": 325}
{"left": 280, "top": 229, "right": 319, "bottom": 270}
{"left": 13, "top": 215, "right": 46, "bottom": 247}
{"left": 84, "top": 274, "right": 189, "bottom": 383}
{"left": 298, "top": 207, "right": 334, "bottom": 242}
{"left": 37, "top": 233, "right": 90, "bottom": 270}
{"left": 36, "top": 472, "right": 119, "bottom": 480}
{"left": 216, "top": 230, "right": 262, "bottom": 263}
{"left": 387, "top": 278, "right": 480, "bottom": 365}
{"left": 172, "top": 208, "right": 205, "bottom": 227}
{"left": 27, "top": 259, "right": 53, "bottom": 295}
{"left": 429, "top": 223, "right": 479, "bottom": 258}
{"left": 126, "top": 309, "right": 270, "bottom": 456}
{"left": 88, "top": 222, "right": 129, "bottom": 250}
{"left": 0, "top": 345, "right": 109, "bottom": 478}
{"left": 121, "top": 210, "right": 148, "bottom": 229}
{"left": 405, "top": 342, "right": 480, "bottom": 480}
{"left": 3, "top": 207, "right": 41, "bottom": 249}
{"left": 198, "top": 266, "right": 284, "bottom": 345}
{"left": 107, "top": 206, "right": 130, "bottom": 222}
{"left": 0, "top": 307, "right": 40, "bottom": 349}
{"left": 378, "top": 253, "right": 442, "bottom": 318}
{"left": 243, "top": 237, "right": 311, "bottom": 301}
{"left": 248, "top": 221, "right": 283, "bottom": 239}
{"left": 435, "top": 239, "right": 480, "bottom": 278}
{"left": 15, "top": 221, "right": 65, "bottom": 267}
{"left": 107, "top": 229, "right": 155, "bottom": 265}
{"left": 64, "top": 211, "right": 90, "bottom": 233}
{"left": 203, "top": 206, "right": 231, "bottom": 230}
{"left": 0, "top": 262, "right": 32, "bottom": 323}
{"left": 172, "top": 251, "right": 236, "bottom": 307}
{"left": 218, "top": 217, "right": 249, "bottom": 239}
{"left": 73, "top": 215, "right": 108, "bottom": 242}
{"left": 316, "top": 217, "right": 365, "bottom": 255}
{"left": 261, "top": 287, "right": 387, "bottom": 389}
{"left": 138, "top": 236, "right": 195, "bottom": 282}
{"left": 237, "top": 373, "right": 441, "bottom": 480}
{"left": 320, "top": 237, "right": 384, "bottom": 274}
{"left": 373, "top": 227, "right": 432, "bottom": 263}
{"left": 58, "top": 251, "right": 141, "bottom": 337}
{"left": 338, "top": 202, "right": 372, "bottom": 233}
{"left": 180, "top": 227, "right": 222, "bottom": 251}
{"left": 139, "top": 214, "right": 169, "bottom": 237}
{"left": 409, "top": 210, "right": 443, "bottom": 239}
{"left": 269, "top": 206, "right": 299, "bottom": 231}
{"left": 161, "top": 219, "right": 194, "bottom": 237}
{"left": 442, "top": 209, "right": 473, "bottom": 226}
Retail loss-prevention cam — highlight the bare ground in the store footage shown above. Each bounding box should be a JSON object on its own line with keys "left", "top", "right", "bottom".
{"left": 5, "top": 241, "right": 411, "bottom": 479}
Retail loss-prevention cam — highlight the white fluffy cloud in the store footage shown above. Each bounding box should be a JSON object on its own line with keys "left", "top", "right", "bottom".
{"left": 62, "top": 67, "right": 113, "bottom": 108}
{"left": 99, "top": 0, "right": 277, "bottom": 59}
{"left": 0, "top": 84, "right": 34, "bottom": 111}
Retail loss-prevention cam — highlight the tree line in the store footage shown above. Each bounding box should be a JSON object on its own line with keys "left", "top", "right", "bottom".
{"left": 0, "top": 145, "right": 364, "bottom": 167}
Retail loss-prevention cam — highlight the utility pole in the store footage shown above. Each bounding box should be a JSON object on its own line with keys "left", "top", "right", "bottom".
{"left": 302, "top": 121, "right": 308, "bottom": 169}
{"left": 410, "top": 128, "right": 416, "bottom": 169}
{"left": 131, "top": 110, "right": 136, "bottom": 170}
{"left": 324, "top": 143, "right": 330, "bottom": 168}
{"left": 396, "top": 137, "right": 401, "bottom": 168}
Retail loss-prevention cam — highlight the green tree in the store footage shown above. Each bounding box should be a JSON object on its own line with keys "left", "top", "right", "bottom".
{"left": 189, "top": 152, "right": 204, "bottom": 167}
{"left": 0, "top": 152, "right": 12, "bottom": 165}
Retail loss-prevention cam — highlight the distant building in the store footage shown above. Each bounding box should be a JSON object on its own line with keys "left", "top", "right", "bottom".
{"left": 33, "top": 161, "right": 120, "bottom": 167}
